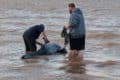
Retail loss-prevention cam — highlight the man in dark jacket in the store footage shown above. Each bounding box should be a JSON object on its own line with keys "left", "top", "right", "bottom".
{"left": 64, "top": 3, "right": 86, "bottom": 60}
{"left": 23, "top": 24, "right": 49, "bottom": 54}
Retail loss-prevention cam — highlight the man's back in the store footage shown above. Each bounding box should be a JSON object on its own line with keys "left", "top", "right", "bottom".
{"left": 23, "top": 24, "right": 44, "bottom": 39}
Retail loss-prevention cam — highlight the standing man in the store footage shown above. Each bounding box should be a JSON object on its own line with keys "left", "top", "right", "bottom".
{"left": 64, "top": 3, "right": 86, "bottom": 60}
{"left": 23, "top": 24, "right": 49, "bottom": 54}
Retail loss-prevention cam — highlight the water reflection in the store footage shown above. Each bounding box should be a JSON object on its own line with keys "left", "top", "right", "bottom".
{"left": 65, "top": 55, "right": 86, "bottom": 74}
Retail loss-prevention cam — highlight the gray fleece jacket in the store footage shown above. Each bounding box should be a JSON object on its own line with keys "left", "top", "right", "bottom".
{"left": 69, "top": 8, "right": 85, "bottom": 38}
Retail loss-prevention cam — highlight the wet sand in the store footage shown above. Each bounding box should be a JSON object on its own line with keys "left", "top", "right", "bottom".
{"left": 0, "top": 0, "right": 120, "bottom": 80}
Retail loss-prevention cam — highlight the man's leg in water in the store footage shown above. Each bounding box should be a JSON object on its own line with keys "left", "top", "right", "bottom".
{"left": 66, "top": 50, "right": 74, "bottom": 58}
{"left": 25, "top": 44, "right": 45, "bottom": 56}
{"left": 67, "top": 35, "right": 85, "bottom": 61}
{"left": 29, "top": 39, "right": 37, "bottom": 52}
{"left": 67, "top": 50, "right": 76, "bottom": 61}
{"left": 75, "top": 50, "right": 83, "bottom": 61}
{"left": 23, "top": 36, "right": 37, "bottom": 54}
{"left": 23, "top": 36, "right": 31, "bottom": 53}
{"left": 66, "top": 50, "right": 83, "bottom": 63}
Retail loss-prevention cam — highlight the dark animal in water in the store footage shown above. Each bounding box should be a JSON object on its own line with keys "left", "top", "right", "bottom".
{"left": 21, "top": 43, "right": 67, "bottom": 59}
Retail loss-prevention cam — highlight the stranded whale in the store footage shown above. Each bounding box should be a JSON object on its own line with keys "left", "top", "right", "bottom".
{"left": 21, "top": 43, "right": 67, "bottom": 59}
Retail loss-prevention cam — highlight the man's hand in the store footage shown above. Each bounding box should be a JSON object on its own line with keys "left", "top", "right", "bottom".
{"left": 36, "top": 41, "right": 44, "bottom": 46}
{"left": 42, "top": 31, "right": 50, "bottom": 43}
{"left": 43, "top": 37, "right": 50, "bottom": 43}
{"left": 64, "top": 24, "right": 70, "bottom": 29}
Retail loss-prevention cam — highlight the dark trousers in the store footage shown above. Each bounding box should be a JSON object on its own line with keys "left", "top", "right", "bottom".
{"left": 23, "top": 36, "right": 36, "bottom": 52}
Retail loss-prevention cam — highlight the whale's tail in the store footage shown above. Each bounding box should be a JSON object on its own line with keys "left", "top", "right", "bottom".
{"left": 57, "top": 48, "right": 67, "bottom": 54}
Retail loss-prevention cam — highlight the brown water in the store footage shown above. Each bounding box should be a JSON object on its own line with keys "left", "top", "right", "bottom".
{"left": 0, "top": 0, "right": 120, "bottom": 80}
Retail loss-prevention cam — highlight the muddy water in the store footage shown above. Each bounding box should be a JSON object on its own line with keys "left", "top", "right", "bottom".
{"left": 0, "top": 0, "right": 120, "bottom": 80}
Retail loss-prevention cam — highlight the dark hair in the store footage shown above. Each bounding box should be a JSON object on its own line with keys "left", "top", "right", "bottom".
{"left": 68, "top": 3, "right": 76, "bottom": 8}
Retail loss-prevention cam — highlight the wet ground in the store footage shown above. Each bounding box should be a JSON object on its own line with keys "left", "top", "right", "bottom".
{"left": 0, "top": 0, "right": 120, "bottom": 80}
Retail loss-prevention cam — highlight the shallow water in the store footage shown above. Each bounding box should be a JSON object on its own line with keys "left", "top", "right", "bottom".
{"left": 0, "top": 0, "right": 120, "bottom": 80}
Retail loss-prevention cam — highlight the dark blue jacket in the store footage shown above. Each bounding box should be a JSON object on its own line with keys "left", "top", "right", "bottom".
{"left": 23, "top": 24, "right": 44, "bottom": 39}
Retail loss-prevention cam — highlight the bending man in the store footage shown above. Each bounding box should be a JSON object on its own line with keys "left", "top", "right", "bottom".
{"left": 23, "top": 24, "right": 49, "bottom": 54}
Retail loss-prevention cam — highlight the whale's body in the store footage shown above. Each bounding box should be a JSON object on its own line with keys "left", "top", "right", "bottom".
{"left": 39, "top": 43, "right": 62, "bottom": 54}
{"left": 21, "top": 43, "right": 67, "bottom": 59}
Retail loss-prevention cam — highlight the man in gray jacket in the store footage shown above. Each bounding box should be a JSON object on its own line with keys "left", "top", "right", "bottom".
{"left": 64, "top": 3, "right": 86, "bottom": 60}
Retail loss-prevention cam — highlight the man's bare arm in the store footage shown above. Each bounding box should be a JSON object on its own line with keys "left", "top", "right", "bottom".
{"left": 64, "top": 24, "right": 70, "bottom": 29}
{"left": 36, "top": 41, "right": 44, "bottom": 46}
{"left": 42, "top": 31, "right": 50, "bottom": 43}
